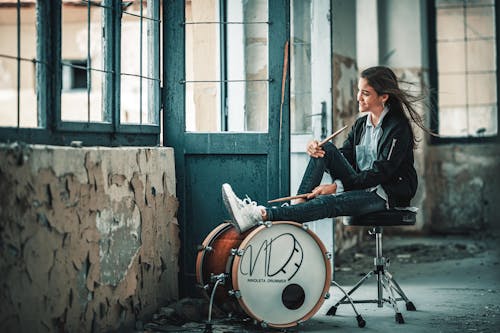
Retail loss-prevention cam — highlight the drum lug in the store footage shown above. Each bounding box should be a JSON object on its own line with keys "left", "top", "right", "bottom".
{"left": 301, "top": 224, "right": 309, "bottom": 231}
{"left": 197, "top": 245, "right": 213, "bottom": 252}
{"left": 263, "top": 221, "right": 272, "bottom": 228}
{"left": 210, "top": 273, "right": 226, "bottom": 284}
{"left": 228, "top": 289, "right": 241, "bottom": 298}
{"left": 231, "top": 248, "right": 245, "bottom": 256}
{"left": 326, "top": 252, "right": 332, "bottom": 259}
{"left": 324, "top": 292, "right": 331, "bottom": 299}
{"left": 260, "top": 321, "right": 268, "bottom": 328}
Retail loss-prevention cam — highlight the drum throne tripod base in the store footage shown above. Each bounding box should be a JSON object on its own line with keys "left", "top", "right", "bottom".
{"left": 327, "top": 209, "right": 418, "bottom": 324}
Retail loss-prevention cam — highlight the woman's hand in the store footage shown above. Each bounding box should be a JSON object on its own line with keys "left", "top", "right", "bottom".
{"left": 306, "top": 140, "right": 325, "bottom": 158}
{"left": 306, "top": 183, "right": 337, "bottom": 199}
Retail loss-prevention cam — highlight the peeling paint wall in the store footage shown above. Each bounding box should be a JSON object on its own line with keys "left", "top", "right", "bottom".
{"left": 332, "top": 53, "right": 364, "bottom": 252}
{"left": 425, "top": 144, "right": 500, "bottom": 234}
{"left": 0, "top": 143, "right": 180, "bottom": 332}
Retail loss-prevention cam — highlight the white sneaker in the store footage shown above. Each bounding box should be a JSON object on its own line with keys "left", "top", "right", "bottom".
{"left": 221, "top": 183, "right": 263, "bottom": 233}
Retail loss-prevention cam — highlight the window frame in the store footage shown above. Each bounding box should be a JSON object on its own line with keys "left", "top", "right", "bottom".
{"left": 0, "top": 0, "right": 161, "bottom": 147}
{"left": 428, "top": 0, "right": 500, "bottom": 144}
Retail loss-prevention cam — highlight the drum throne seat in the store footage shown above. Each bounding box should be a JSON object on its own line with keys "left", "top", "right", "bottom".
{"left": 327, "top": 209, "right": 418, "bottom": 324}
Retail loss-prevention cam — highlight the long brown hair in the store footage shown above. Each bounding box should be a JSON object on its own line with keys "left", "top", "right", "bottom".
{"left": 360, "top": 66, "right": 434, "bottom": 147}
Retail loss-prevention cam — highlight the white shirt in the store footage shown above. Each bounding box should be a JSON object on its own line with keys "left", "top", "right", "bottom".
{"left": 335, "top": 107, "right": 389, "bottom": 203}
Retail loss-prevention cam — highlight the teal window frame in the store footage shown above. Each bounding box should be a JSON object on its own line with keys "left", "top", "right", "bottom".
{"left": 0, "top": 0, "right": 161, "bottom": 146}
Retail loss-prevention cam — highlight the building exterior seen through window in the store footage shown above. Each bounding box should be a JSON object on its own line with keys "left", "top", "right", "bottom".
{"left": 62, "top": 59, "right": 88, "bottom": 91}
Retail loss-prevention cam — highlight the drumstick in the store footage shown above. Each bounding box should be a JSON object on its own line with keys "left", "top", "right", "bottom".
{"left": 268, "top": 193, "right": 309, "bottom": 203}
{"left": 268, "top": 125, "right": 349, "bottom": 204}
{"left": 318, "top": 125, "right": 348, "bottom": 147}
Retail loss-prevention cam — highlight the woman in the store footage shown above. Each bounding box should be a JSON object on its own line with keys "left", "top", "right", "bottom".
{"left": 222, "top": 66, "right": 425, "bottom": 233}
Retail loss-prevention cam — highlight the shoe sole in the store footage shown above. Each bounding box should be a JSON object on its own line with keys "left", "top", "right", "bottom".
{"left": 221, "top": 184, "right": 243, "bottom": 233}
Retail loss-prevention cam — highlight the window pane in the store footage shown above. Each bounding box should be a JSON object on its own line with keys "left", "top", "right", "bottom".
{"left": 0, "top": 58, "right": 19, "bottom": 127}
{"left": 437, "top": 41, "right": 465, "bottom": 73}
{"left": 466, "top": 5, "right": 495, "bottom": 39}
{"left": 438, "top": 106, "right": 468, "bottom": 137}
{"left": 467, "top": 73, "right": 496, "bottom": 105}
{"left": 290, "top": 0, "right": 312, "bottom": 134}
{"left": 467, "top": 40, "right": 495, "bottom": 71}
{"left": 0, "top": 3, "right": 39, "bottom": 128}
{"left": 185, "top": 82, "right": 220, "bottom": 132}
{"left": 226, "top": 1, "right": 268, "bottom": 132}
{"left": 468, "top": 105, "right": 497, "bottom": 136}
{"left": 185, "top": 0, "right": 221, "bottom": 132}
{"left": 229, "top": 81, "right": 268, "bottom": 132}
{"left": 437, "top": 7, "right": 464, "bottom": 41}
{"left": 438, "top": 73, "right": 466, "bottom": 106}
{"left": 121, "top": 0, "right": 159, "bottom": 125}
{"left": 61, "top": 2, "right": 105, "bottom": 122}
{"left": 185, "top": 0, "right": 269, "bottom": 132}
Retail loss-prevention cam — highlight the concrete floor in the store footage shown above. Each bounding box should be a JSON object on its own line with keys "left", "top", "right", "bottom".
{"left": 142, "top": 233, "right": 500, "bottom": 333}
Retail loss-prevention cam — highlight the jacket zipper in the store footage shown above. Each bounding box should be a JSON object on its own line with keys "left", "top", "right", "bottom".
{"left": 387, "top": 138, "right": 397, "bottom": 160}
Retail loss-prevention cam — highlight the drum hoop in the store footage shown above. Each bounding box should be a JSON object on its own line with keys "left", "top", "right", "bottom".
{"left": 195, "top": 222, "right": 233, "bottom": 286}
{"left": 231, "top": 221, "right": 332, "bottom": 328}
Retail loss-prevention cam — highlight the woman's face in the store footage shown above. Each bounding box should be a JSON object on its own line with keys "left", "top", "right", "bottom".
{"left": 357, "top": 77, "right": 387, "bottom": 113}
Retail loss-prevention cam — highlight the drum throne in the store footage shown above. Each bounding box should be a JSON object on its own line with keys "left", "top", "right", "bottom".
{"left": 327, "top": 209, "right": 418, "bottom": 324}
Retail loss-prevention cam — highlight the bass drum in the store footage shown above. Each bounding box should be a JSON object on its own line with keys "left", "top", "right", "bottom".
{"left": 232, "top": 221, "right": 331, "bottom": 328}
{"left": 195, "top": 223, "right": 250, "bottom": 314}
{"left": 196, "top": 221, "right": 331, "bottom": 328}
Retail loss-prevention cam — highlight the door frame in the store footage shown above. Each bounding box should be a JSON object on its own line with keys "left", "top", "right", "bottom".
{"left": 163, "top": 0, "right": 290, "bottom": 295}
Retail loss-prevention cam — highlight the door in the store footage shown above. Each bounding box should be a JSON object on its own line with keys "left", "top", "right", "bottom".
{"left": 290, "top": 0, "right": 334, "bottom": 267}
{"left": 163, "top": 0, "right": 290, "bottom": 294}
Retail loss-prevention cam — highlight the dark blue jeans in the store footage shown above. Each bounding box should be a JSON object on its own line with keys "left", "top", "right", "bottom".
{"left": 266, "top": 143, "right": 386, "bottom": 222}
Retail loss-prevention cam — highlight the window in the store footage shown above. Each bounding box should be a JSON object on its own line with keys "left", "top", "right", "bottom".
{"left": 430, "top": 0, "right": 499, "bottom": 142}
{"left": 184, "top": 0, "right": 270, "bottom": 133}
{"left": 0, "top": 0, "right": 161, "bottom": 146}
{"left": 62, "top": 60, "right": 88, "bottom": 91}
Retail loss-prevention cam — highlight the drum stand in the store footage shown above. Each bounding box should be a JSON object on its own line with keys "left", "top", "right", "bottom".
{"left": 204, "top": 273, "right": 227, "bottom": 333}
{"left": 329, "top": 280, "right": 366, "bottom": 327}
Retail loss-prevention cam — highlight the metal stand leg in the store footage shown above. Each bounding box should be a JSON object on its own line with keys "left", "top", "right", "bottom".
{"left": 204, "top": 273, "right": 226, "bottom": 333}
{"left": 384, "top": 271, "right": 417, "bottom": 311}
{"left": 328, "top": 270, "right": 374, "bottom": 311}
{"left": 329, "top": 281, "right": 366, "bottom": 327}
{"left": 328, "top": 227, "right": 416, "bottom": 324}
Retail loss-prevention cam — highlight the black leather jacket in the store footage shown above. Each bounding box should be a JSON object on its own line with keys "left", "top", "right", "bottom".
{"left": 339, "top": 110, "right": 418, "bottom": 207}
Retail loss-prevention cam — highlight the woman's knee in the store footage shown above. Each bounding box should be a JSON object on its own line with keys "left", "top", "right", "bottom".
{"left": 322, "top": 142, "right": 341, "bottom": 159}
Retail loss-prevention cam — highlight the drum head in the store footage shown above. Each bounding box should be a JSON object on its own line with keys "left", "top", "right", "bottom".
{"left": 232, "top": 222, "right": 331, "bottom": 328}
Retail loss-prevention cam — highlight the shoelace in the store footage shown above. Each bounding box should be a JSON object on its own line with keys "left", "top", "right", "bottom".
{"left": 243, "top": 195, "right": 258, "bottom": 207}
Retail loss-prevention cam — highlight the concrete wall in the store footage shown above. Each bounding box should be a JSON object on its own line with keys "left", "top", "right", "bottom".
{"left": 0, "top": 144, "right": 180, "bottom": 332}
{"left": 425, "top": 143, "right": 500, "bottom": 234}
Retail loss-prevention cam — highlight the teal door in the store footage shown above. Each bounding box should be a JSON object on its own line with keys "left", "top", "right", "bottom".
{"left": 163, "top": 0, "right": 290, "bottom": 295}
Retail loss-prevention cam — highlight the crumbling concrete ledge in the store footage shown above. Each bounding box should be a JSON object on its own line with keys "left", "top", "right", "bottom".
{"left": 0, "top": 143, "right": 180, "bottom": 332}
